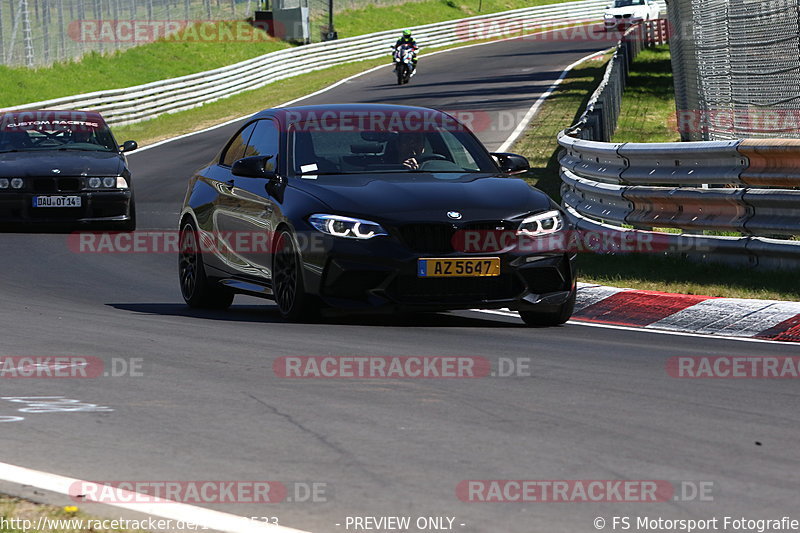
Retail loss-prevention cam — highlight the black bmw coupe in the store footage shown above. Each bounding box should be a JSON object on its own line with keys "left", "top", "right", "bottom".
{"left": 0, "top": 109, "right": 137, "bottom": 229}
{"left": 178, "top": 104, "right": 576, "bottom": 325}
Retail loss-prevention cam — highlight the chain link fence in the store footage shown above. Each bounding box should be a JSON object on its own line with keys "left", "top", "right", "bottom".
{"left": 668, "top": 0, "right": 800, "bottom": 140}
{"left": 0, "top": 0, "right": 419, "bottom": 67}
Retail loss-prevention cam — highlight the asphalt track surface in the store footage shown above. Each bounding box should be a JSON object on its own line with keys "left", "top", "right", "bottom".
{"left": 1, "top": 28, "right": 799, "bottom": 533}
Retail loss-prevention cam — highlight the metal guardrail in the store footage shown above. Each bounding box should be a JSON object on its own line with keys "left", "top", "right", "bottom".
{"left": 0, "top": 0, "right": 608, "bottom": 125}
{"left": 558, "top": 24, "right": 800, "bottom": 270}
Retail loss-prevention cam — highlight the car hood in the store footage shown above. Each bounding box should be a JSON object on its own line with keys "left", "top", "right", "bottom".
{"left": 0, "top": 150, "right": 124, "bottom": 177}
{"left": 289, "top": 173, "right": 554, "bottom": 223}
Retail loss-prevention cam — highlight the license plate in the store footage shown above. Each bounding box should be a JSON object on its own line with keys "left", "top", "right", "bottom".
{"left": 33, "top": 196, "right": 81, "bottom": 208}
{"left": 417, "top": 257, "right": 501, "bottom": 277}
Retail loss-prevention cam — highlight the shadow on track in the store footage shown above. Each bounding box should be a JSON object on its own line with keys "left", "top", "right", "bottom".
{"left": 108, "top": 302, "right": 525, "bottom": 328}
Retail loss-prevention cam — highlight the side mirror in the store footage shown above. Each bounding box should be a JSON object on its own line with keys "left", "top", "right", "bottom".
{"left": 120, "top": 140, "right": 138, "bottom": 152}
{"left": 491, "top": 152, "right": 530, "bottom": 175}
{"left": 231, "top": 155, "right": 277, "bottom": 179}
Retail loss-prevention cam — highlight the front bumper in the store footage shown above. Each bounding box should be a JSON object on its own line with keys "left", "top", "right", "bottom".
{"left": 0, "top": 190, "right": 132, "bottom": 226}
{"left": 301, "top": 233, "right": 577, "bottom": 313}
{"left": 604, "top": 17, "right": 641, "bottom": 29}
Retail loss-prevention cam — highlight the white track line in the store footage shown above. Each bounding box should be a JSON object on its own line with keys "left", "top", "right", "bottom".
{"left": 496, "top": 49, "right": 608, "bottom": 152}
{"left": 0, "top": 462, "right": 311, "bottom": 533}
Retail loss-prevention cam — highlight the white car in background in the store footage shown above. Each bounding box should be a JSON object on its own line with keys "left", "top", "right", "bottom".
{"left": 603, "top": 0, "right": 660, "bottom": 30}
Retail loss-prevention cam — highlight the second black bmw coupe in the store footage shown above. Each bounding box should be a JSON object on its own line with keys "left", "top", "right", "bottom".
{"left": 178, "top": 104, "right": 576, "bottom": 325}
{"left": 0, "top": 109, "right": 137, "bottom": 229}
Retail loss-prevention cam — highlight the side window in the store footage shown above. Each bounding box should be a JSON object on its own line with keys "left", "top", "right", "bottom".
{"left": 243, "top": 119, "right": 280, "bottom": 171}
{"left": 220, "top": 122, "right": 256, "bottom": 166}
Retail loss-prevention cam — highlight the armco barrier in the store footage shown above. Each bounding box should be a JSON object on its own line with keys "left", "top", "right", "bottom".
{"left": 559, "top": 21, "right": 800, "bottom": 270}
{"left": 0, "top": 0, "right": 609, "bottom": 125}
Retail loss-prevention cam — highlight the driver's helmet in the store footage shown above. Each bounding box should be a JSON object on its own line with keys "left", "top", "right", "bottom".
{"left": 402, "top": 29, "right": 412, "bottom": 39}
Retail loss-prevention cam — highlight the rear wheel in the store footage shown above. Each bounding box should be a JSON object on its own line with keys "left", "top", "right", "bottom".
{"left": 519, "top": 289, "right": 576, "bottom": 327}
{"left": 273, "top": 229, "right": 316, "bottom": 321}
{"left": 178, "top": 220, "right": 233, "bottom": 309}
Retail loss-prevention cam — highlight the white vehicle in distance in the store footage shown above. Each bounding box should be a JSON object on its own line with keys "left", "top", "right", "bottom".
{"left": 603, "top": 0, "right": 660, "bottom": 30}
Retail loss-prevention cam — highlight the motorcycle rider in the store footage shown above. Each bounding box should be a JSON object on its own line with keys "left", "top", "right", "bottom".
{"left": 393, "top": 29, "right": 418, "bottom": 74}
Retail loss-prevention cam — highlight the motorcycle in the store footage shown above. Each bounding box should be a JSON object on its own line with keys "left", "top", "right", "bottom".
{"left": 392, "top": 44, "right": 416, "bottom": 85}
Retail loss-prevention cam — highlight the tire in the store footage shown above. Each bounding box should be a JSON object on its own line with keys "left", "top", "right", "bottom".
{"left": 519, "top": 289, "right": 576, "bottom": 327}
{"left": 272, "top": 229, "right": 316, "bottom": 321}
{"left": 178, "top": 219, "right": 234, "bottom": 309}
{"left": 396, "top": 65, "right": 405, "bottom": 85}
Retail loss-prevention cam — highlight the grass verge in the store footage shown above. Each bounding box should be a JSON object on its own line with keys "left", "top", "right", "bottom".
{"left": 0, "top": 495, "right": 142, "bottom": 533}
{"left": 612, "top": 44, "right": 679, "bottom": 143}
{"left": 0, "top": 0, "right": 581, "bottom": 107}
{"left": 577, "top": 253, "right": 800, "bottom": 301}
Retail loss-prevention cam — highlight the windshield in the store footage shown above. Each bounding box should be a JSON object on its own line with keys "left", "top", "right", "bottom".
{"left": 0, "top": 112, "right": 117, "bottom": 153}
{"left": 612, "top": 0, "right": 645, "bottom": 6}
{"left": 289, "top": 115, "right": 498, "bottom": 176}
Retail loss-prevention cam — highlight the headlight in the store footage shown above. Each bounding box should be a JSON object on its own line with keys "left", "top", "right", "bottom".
{"left": 10, "top": 178, "right": 24, "bottom": 189}
{"left": 87, "top": 176, "right": 128, "bottom": 189}
{"left": 517, "top": 210, "right": 564, "bottom": 236}
{"left": 309, "top": 214, "right": 387, "bottom": 239}
{"left": 0, "top": 178, "right": 8, "bottom": 189}
{"left": 604, "top": 13, "right": 614, "bottom": 18}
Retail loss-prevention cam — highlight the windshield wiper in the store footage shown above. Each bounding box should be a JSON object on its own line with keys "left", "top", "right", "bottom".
{"left": 297, "top": 171, "right": 363, "bottom": 176}
{"left": 56, "top": 147, "right": 113, "bottom": 152}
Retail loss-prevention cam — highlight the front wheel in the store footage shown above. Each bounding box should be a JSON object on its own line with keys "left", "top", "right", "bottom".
{"left": 396, "top": 64, "right": 406, "bottom": 85}
{"left": 402, "top": 64, "right": 412, "bottom": 84}
{"left": 519, "top": 289, "right": 576, "bottom": 327}
{"left": 178, "top": 220, "right": 234, "bottom": 309}
{"left": 272, "top": 229, "right": 317, "bottom": 321}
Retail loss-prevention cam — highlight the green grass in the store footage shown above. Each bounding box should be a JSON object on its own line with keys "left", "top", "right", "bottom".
{"left": 612, "top": 44, "right": 680, "bottom": 143}
{"left": 0, "top": 0, "right": 581, "bottom": 108}
{"left": 577, "top": 253, "right": 800, "bottom": 301}
{"left": 0, "top": 21, "right": 290, "bottom": 107}
{"left": 0, "top": 495, "right": 142, "bottom": 533}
